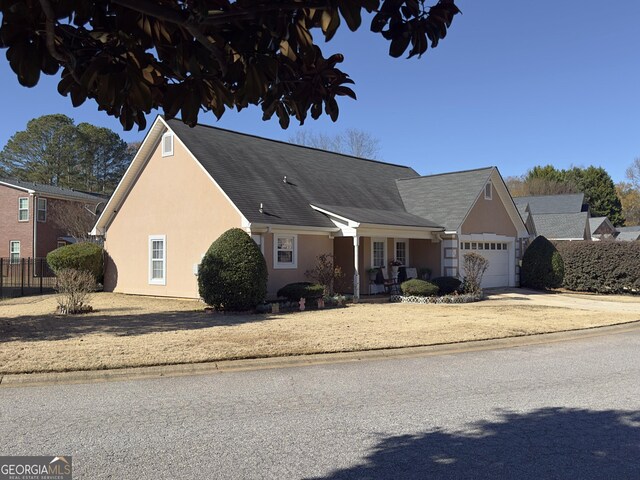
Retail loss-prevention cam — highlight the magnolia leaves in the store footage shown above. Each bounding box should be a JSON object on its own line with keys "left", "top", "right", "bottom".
{"left": 0, "top": 0, "right": 460, "bottom": 130}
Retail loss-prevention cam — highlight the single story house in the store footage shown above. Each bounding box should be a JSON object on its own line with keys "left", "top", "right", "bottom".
{"left": 91, "top": 116, "right": 529, "bottom": 299}
{"left": 513, "top": 194, "right": 591, "bottom": 241}
{"left": 589, "top": 217, "right": 616, "bottom": 241}
{"left": 0, "top": 178, "right": 105, "bottom": 261}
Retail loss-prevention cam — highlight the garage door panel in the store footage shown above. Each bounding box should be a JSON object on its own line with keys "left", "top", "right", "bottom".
{"left": 460, "top": 240, "right": 511, "bottom": 288}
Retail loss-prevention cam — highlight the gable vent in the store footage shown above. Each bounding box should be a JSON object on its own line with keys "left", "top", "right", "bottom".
{"left": 162, "top": 132, "right": 174, "bottom": 157}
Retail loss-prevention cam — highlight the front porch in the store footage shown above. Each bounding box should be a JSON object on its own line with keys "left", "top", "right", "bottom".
{"left": 333, "top": 236, "right": 443, "bottom": 299}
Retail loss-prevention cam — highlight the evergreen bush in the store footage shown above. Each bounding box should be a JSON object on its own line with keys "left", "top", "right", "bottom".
{"left": 400, "top": 279, "right": 439, "bottom": 297}
{"left": 47, "top": 242, "right": 104, "bottom": 282}
{"left": 277, "top": 282, "right": 325, "bottom": 302}
{"left": 197, "top": 228, "right": 268, "bottom": 311}
{"left": 554, "top": 240, "right": 640, "bottom": 294}
{"left": 431, "top": 276, "right": 462, "bottom": 295}
{"left": 521, "top": 236, "right": 564, "bottom": 290}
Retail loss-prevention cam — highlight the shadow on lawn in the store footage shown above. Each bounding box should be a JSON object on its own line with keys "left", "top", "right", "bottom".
{"left": 309, "top": 407, "right": 640, "bottom": 480}
{"left": 0, "top": 309, "right": 272, "bottom": 342}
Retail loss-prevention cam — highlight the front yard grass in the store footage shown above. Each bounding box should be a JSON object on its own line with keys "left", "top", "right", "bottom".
{"left": 0, "top": 292, "right": 638, "bottom": 375}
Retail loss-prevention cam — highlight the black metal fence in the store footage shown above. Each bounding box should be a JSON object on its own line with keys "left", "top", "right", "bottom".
{"left": 0, "top": 258, "right": 57, "bottom": 298}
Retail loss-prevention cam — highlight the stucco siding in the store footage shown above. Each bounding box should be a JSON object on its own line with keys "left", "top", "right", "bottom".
{"left": 262, "top": 233, "right": 333, "bottom": 298}
{"left": 461, "top": 193, "right": 517, "bottom": 236}
{"left": 103, "top": 135, "right": 242, "bottom": 298}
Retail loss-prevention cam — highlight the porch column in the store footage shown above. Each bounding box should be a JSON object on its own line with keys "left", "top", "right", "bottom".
{"left": 353, "top": 236, "right": 360, "bottom": 301}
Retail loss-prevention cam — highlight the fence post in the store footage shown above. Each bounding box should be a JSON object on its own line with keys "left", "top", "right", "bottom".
{"left": 0, "top": 257, "right": 3, "bottom": 298}
{"left": 39, "top": 258, "right": 44, "bottom": 294}
{"left": 27, "top": 257, "right": 31, "bottom": 288}
{"left": 21, "top": 258, "right": 25, "bottom": 296}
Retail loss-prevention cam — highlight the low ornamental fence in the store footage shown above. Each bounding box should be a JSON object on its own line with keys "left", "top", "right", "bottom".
{"left": 0, "top": 257, "right": 57, "bottom": 298}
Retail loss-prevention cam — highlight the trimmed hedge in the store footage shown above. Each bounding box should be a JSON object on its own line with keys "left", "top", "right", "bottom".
{"left": 554, "top": 240, "right": 640, "bottom": 294}
{"left": 47, "top": 242, "right": 104, "bottom": 281}
{"left": 521, "top": 236, "right": 564, "bottom": 290}
{"left": 198, "top": 228, "right": 268, "bottom": 311}
{"left": 431, "top": 276, "right": 462, "bottom": 295}
{"left": 400, "top": 279, "right": 438, "bottom": 297}
{"left": 277, "top": 282, "right": 324, "bottom": 302}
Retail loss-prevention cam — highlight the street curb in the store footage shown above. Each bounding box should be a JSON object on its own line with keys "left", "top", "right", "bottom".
{"left": 2, "top": 319, "right": 640, "bottom": 388}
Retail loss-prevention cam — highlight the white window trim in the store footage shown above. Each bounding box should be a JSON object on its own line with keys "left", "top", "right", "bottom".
{"left": 37, "top": 198, "right": 47, "bottom": 222}
{"left": 148, "top": 235, "right": 167, "bottom": 285}
{"left": 9, "top": 241, "right": 20, "bottom": 264}
{"left": 394, "top": 238, "right": 409, "bottom": 266}
{"left": 161, "top": 132, "right": 174, "bottom": 157}
{"left": 484, "top": 182, "right": 493, "bottom": 200}
{"left": 273, "top": 234, "right": 297, "bottom": 269}
{"left": 371, "top": 237, "right": 387, "bottom": 270}
{"left": 18, "top": 197, "right": 29, "bottom": 222}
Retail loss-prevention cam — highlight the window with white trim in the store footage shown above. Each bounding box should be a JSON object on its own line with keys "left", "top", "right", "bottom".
{"left": 37, "top": 198, "right": 47, "bottom": 222}
{"left": 251, "top": 234, "right": 264, "bottom": 254}
{"left": 18, "top": 197, "right": 29, "bottom": 221}
{"left": 149, "top": 235, "right": 166, "bottom": 285}
{"left": 274, "top": 234, "right": 297, "bottom": 269}
{"left": 484, "top": 182, "right": 492, "bottom": 200}
{"left": 10, "top": 241, "right": 20, "bottom": 264}
{"left": 162, "top": 132, "right": 174, "bottom": 157}
{"left": 395, "top": 239, "right": 408, "bottom": 266}
{"left": 372, "top": 239, "right": 386, "bottom": 268}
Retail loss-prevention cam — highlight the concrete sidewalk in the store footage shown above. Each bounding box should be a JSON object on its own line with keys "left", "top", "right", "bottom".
{"left": 2, "top": 319, "right": 639, "bottom": 388}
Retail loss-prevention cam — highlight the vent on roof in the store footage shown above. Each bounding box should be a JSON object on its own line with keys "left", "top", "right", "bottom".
{"left": 162, "top": 132, "right": 174, "bottom": 157}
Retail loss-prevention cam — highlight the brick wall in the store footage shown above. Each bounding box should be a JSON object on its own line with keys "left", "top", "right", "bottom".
{"left": 0, "top": 185, "right": 34, "bottom": 258}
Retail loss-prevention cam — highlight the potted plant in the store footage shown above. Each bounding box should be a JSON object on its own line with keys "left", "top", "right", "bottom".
{"left": 366, "top": 267, "right": 378, "bottom": 283}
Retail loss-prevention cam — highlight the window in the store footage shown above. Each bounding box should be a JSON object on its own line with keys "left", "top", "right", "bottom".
{"left": 10, "top": 241, "right": 20, "bottom": 264}
{"left": 18, "top": 197, "right": 29, "bottom": 221}
{"left": 149, "top": 235, "right": 166, "bottom": 285}
{"left": 395, "top": 239, "right": 408, "bottom": 266}
{"left": 57, "top": 241, "right": 66, "bottom": 249}
{"left": 162, "top": 132, "right": 174, "bottom": 157}
{"left": 274, "top": 234, "right": 297, "bottom": 269}
{"left": 37, "top": 198, "right": 47, "bottom": 222}
{"left": 484, "top": 182, "right": 492, "bottom": 200}
{"left": 372, "top": 239, "right": 385, "bottom": 268}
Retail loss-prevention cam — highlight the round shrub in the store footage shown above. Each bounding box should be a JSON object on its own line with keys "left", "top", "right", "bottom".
{"left": 431, "top": 276, "right": 462, "bottom": 295}
{"left": 277, "top": 282, "right": 324, "bottom": 302}
{"left": 400, "top": 279, "right": 438, "bottom": 297}
{"left": 198, "top": 228, "right": 268, "bottom": 311}
{"left": 47, "top": 242, "right": 104, "bottom": 281}
{"left": 521, "top": 236, "right": 564, "bottom": 290}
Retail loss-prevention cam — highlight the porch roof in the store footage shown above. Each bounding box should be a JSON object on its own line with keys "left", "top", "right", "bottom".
{"left": 311, "top": 204, "right": 442, "bottom": 229}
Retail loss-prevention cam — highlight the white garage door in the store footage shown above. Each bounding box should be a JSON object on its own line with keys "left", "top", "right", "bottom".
{"left": 460, "top": 240, "right": 511, "bottom": 288}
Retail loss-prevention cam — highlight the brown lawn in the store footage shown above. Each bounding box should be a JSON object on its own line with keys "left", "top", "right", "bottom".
{"left": 0, "top": 291, "right": 638, "bottom": 374}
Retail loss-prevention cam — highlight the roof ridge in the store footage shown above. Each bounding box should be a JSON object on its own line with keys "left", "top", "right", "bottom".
{"left": 166, "top": 117, "right": 415, "bottom": 171}
{"left": 396, "top": 166, "right": 495, "bottom": 181}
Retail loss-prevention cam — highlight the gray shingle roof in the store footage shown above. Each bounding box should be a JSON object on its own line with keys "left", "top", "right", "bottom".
{"left": 589, "top": 216, "right": 612, "bottom": 235}
{"left": 168, "top": 119, "right": 425, "bottom": 229}
{"left": 513, "top": 193, "right": 585, "bottom": 214}
{"left": 617, "top": 225, "right": 640, "bottom": 232}
{"left": 616, "top": 231, "right": 640, "bottom": 241}
{"left": 396, "top": 168, "right": 494, "bottom": 231}
{"left": 531, "top": 212, "right": 589, "bottom": 239}
{"left": 312, "top": 204, "right": 440, "bottom": 228}
{"left": 0, "top": 177, "right": 104, "bottom": 202}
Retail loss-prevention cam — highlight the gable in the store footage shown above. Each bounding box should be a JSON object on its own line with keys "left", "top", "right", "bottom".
{"left": 461, "top": 189, "right": 517, "bottom": 236}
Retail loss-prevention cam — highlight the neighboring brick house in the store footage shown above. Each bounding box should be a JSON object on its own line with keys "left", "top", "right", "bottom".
{"left": 0, "top": 178, "right": 105, "bottom": 261}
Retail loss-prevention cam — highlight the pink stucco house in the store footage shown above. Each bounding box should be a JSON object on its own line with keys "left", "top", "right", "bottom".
{"left": 91, "top": 116, "right": 528, "bottom": 299}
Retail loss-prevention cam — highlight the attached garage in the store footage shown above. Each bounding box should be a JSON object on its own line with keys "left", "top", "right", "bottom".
{"left": 459, "top": 239, "right": 513, "bottom": 288}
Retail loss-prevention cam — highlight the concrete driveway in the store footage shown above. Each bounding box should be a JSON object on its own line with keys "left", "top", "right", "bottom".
{"left": 486, "top": 288, "right": 640, "bottom": 314}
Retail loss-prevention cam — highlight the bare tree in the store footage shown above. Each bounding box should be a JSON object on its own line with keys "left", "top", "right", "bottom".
{"left": 289, "top": 129, "right": 381, "bottom": 159}
{"left": 626, "top": 158, "right": 640, "bottom": 189}
{"left": 505, "top": 175, "right": 578, "bottom": 197}
{"left": 49, "top": 201, "right": 101, "bottom": 242}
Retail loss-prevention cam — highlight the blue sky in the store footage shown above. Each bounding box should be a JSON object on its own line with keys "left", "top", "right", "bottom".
{"left": 0, "top": 0, "right": 638, "bottom": 182}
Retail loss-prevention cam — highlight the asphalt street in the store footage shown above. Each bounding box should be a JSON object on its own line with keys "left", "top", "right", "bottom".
{"left": 1, "top": 329, "right": 639, "bottom": 479}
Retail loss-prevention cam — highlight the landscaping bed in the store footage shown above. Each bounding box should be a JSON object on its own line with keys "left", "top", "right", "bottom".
{"left": 0, "top": 291, "right": 638, "bottom": 375}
